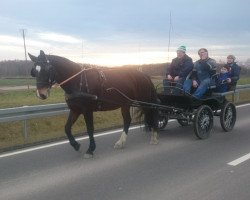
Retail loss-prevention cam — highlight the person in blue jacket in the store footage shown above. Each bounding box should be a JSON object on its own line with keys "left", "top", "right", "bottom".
{"left": 183, "top": 48, "right": 217, "bottom": 98}
{"left": 216, "top": 65, "right": 231, "bottom": 93}
{"left": 163, "top": 45, "right": 193, "bottom": 93}
{"left": 225, "top": 55, "right": 241, "bottom": 90}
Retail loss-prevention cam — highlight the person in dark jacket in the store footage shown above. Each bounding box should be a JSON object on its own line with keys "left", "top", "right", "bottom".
{"left": 183, "top": 48, "right": 217, "bottom": 98}
{"left": 225, "top": 54, "right": 241, "bottom": 90}
{"left": 163, "top": 45, "right": 193, "bottom": 93}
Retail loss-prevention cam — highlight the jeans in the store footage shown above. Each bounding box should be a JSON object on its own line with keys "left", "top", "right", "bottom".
{"left": 183, "top": 78, "right": 215, "bottom": 99}
{"left": 215, "top": 84, "right": 228, "bottom": 93}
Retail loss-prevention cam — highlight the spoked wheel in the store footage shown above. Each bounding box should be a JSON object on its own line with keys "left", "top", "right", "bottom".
{"left": 158, "top": 114, "right": 168, "bottom": 130}
{"left": 194, "top": 105, "right": 213, "bottom": 139}
{"left": 220, "top": 101, "right": 236, "bottom": 132}
{"left": 177, "top": 119, "right": 189, "bottom": 126}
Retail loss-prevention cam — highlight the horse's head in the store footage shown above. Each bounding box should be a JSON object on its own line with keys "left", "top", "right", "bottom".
{"left": 28, "top": 50, "right": 56, "bottom": 100}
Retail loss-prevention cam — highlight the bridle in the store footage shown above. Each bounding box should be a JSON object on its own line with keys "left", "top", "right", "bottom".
{"left": 31, "top": 62, "right": 56, "bottom": 88}
{"left": 53, "top": 67, "right": 93, "bottom": 93}
{"left": 33, "top": 58, "right": 107, "bottom": 101}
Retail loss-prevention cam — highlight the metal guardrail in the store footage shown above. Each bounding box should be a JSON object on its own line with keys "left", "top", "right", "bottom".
{"left": 1, "top": 84, "right": 250, "bottom": 139}
{"left": 0, "top": 103, "right": 69, "bottom": 138}
{"left": 212, "top": 84, "right": 250, "bottom": 102}
{"left": 0, "top": 103, "right": 68, "bottom": 123}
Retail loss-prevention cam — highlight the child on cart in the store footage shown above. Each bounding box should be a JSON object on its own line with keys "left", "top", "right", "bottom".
{"left": 215, "top": 65, "right": 231, "bottom": 93}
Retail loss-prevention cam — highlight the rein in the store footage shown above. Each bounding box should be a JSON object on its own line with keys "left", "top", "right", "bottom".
{"left": 53, "top": 68, "right": 92, "bottom": 88}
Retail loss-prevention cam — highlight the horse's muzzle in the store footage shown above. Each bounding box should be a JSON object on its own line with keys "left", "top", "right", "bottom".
{"left": 36, "top": 88, "right": 50, "bottom": 100}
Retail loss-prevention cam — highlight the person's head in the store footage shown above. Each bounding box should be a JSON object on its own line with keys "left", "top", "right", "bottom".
{"left": 176, "top": 45, "right": 186, "bottom": 59}
{"left": 198, "top": 48, "right": 208, "bottom": 60}
{"left": 220, "top": 65, "right": 231, "bottom": 74}
{"left": 227, "top": 55, "right": 236, "bottom": 64}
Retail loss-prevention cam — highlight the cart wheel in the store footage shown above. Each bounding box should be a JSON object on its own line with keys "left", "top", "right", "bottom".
{"left": 194, "top": 105, "right": 213, "bottom": 139}
{"left": 177, "top": 119, "right": 189, "bottom": 126}
{"left": 220, "top": 101, "right": 236, "bottom": 132}
{"left": 158, "top": 115, "right": 168, "bottom": 130}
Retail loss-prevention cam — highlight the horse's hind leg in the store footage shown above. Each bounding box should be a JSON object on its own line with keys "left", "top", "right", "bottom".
{"left": 65, "top": 110, "right": 81, "bottom": 151}
{"left": 114, "top": 106, "right": 131, "bottom": 149}
{"left": 144, "top": 108, "right": 159, "bottom": 145}
{"left": 149, "top": 109, "right": 159, "bottom": 145}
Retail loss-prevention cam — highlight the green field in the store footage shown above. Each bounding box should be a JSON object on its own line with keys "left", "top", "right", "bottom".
{"left": 0, "top": 77, "right": 250, "bottom": 151}
{"left": 0, "top": 88, "right": 65, "bottom": 108}
{"left": 0, "top": 78, "right": 35, "bottom": 87}
{"left": 0, "top": 87, "right": 135, "bottom": 151}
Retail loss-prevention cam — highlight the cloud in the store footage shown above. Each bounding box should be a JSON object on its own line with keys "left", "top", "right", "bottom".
{"left": 38, "top": 32, "right": 82, "bottom": 44}
{"left": 0, "top": 34, "right": 50, "bottom": 47}
{"left": 0, "top": 35, "right": 23, "bottom": 46}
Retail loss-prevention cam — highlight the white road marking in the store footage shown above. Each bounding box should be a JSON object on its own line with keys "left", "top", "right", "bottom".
{"left": 0, "top": 125, "right": 141, "bottom": 159}
{"left": 236, "top": 103, "right": 250, "bottom": 108}
{"left": 228, "top": 152, "right": 250, "bottom": 166}
{"left": 226, "top": 103, "right": 250, "bottom": 166}
{"left": 0, "top": 102, "right": 249, "bottom": 159}
{"left": 0, "top": 119, "right": 176, "bottom": 159}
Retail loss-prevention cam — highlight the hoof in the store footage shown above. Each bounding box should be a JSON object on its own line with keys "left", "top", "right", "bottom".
{"left": 72, "top": 143, "right": 81, "bottom": 151}
{"left": 150, "top": 139, "right": 159, "bottom": 145}
{"left": 78, "top": 145, "right": 84, "bottom": 153}
{"left": 114, "top": 132, "right": 127, "bottom": 149}
{"left": 114, "top": 141, "right": 125, "bottom": 149}
{"left": 84, "top": 149, "right": 94, "bottom": 159}
{"left": 83, "top": 153, "right": 94, "bottom": 159}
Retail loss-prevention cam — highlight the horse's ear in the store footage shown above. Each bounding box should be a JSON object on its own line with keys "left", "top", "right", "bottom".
{"left": 28, "top": 53, "right": 37, "bottom": 62}
{"left": 39, "top": 50, "right": 48, "bottom": 63}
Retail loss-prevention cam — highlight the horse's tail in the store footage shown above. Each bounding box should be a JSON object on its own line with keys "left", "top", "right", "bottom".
{"left": 134, "top": 105, "right": 159, "bottom": 132}
{"left": 135, "top": 77, "right": 159, "bottom": 131}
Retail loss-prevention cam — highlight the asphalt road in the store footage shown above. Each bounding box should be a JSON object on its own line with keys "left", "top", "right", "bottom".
{"left": 1, "top": 104, "right": 250, "bottom": 200}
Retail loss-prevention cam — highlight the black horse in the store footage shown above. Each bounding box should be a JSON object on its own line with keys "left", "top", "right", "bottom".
{"left": 28, "top": 50, "right": 159, "bottom": 158}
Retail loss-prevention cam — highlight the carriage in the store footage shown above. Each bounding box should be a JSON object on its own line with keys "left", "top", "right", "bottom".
{"left": 110, "top": 82, "right": 237, "bottom": 140}
{"left": 29, "top": 50, "right": 237, "bottom": 157}
{"left": 155, "top": 84, "right": 237, "bottom": 139}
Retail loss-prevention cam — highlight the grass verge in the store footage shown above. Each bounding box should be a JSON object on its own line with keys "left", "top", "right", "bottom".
{"left": 1, "top": 77, "right": 250, "bottom": 152}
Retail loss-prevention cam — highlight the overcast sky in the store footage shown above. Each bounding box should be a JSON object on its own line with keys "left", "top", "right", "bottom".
{"left": 0, "top": 0, "right": 249, "bottom": 66}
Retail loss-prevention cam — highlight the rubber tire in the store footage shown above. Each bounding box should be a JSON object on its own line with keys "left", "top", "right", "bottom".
{"left": 220, "top": 101, "right": 236, "bottom": 132}
{"left": 194, "top": 105, "right": 213, "bottom": 139}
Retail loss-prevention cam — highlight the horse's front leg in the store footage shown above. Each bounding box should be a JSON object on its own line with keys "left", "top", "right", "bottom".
{"left": 65, "top": 110, "right": 81, "bottom": 151}
{"left": 114, "top": 106, "right": 131, "bottom": 149}
{"left": 83, "top": 110, "right": 96, "bottom": 158}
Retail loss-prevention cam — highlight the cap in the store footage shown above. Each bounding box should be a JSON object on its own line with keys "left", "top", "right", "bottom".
{"left": 177, "top": 45, "right": 186, "bottom": 53}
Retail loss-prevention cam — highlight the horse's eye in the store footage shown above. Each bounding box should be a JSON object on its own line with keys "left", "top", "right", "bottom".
{"left": 31, "top": 68, "right": 36, "bottom": 77}
{"left": 36, "top": 65, "right": 41, "bottom": 72}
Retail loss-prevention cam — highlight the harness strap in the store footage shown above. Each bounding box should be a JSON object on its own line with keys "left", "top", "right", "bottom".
{"left": 53, "top": 68, "right": 92, "bottom": 88}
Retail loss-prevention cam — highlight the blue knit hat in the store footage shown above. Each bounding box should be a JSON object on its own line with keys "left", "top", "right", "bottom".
{"left": 177, "top": 45, "right": 186, "bottom": 53}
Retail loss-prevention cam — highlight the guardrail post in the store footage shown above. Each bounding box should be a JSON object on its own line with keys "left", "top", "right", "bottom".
{"left": 232, "top": 92, "right": 235, "bottom": 103}
{"left": 236, "top": 91, "right": 240, "bottom": 102}
{"left": 23, "top": 120, "right": 28, "bottom": 139}
{"left": 232, "top": 91, "right": 240, "bottom": 103}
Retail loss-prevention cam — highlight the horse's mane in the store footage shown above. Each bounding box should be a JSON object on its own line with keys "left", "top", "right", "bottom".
{"left": 47, "top": 55, "right": 81, "bottom": 70}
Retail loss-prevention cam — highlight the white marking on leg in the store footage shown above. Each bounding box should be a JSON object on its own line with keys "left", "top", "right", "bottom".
{"left": 114, "top": 131, "right": 127, "bottom": 149}
{"left": 83, "top": 153, "right": 94, "bottom": 159}
{"left": 150, "top": 131, "right": 159, "bottom": 145}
